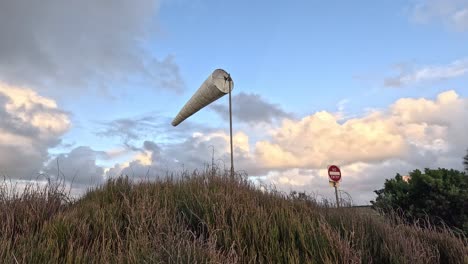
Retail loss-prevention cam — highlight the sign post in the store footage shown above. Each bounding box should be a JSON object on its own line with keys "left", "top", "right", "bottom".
{"left": 328, "top": 165, "right": 341, "bottom": 208}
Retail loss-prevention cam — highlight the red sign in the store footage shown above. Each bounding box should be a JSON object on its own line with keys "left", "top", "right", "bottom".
{"left": 328, "top": 165, "right": 341, "bottom": 182}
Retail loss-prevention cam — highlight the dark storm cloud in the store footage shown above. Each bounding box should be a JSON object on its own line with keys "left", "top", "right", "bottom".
{"left": 0, "top": 0, "right": 184, "bottom": 94}
{"left": 210, "top": 92, "right": 293, "bottom": 124}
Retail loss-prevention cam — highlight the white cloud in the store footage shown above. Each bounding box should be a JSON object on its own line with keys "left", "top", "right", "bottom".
{"left": 255, "top": 90, "right": 468, "bottom": 170}
{"left": 0, "top": 82, "right": 70, "bottom": 178}
{"left": 336, "top": 99, "right": 350, "bottom": 113}
{"left": 249, "top": 90, "right": 468, "bottom": 204}
{"left": 262, "top": 159, "right": 417, "bottom": 205}
{"left": 105, "top": 130, "right": 258, "bottom": 179}
{"left": 255, "top": 111, "right": 407, "bottom": 169}
{"left": 452, "top": 8, "right": 468, "bottom": 30}
{"left": 384, "top": 59, "right": 468, "bottom": 87}
{"left": 25, "top": 89, "right": 466, "bottom": 205}
{"left": 411, "top": 0, "right": 468, "bottom": 31}
{"left": 98, "top": 90, "right": 468, "bottom": 204}
{"left": 44, "top": 146, "right": 107, "bottom": 186}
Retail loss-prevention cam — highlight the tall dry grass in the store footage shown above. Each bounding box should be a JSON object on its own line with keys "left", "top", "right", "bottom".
{"left": 0, "top": 170, "right": 467, "bottom": 263}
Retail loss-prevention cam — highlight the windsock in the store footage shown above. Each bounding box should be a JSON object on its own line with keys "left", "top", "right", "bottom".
{"left": 172, "top": 69, "right": 233, "bottom": 126}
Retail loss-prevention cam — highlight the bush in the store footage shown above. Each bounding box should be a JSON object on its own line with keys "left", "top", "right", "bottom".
{"left": 371, "top": 168, "right": 468, "bottom": 234}
{"left": 464, "top": 149, "right": 468, "bottom": 173}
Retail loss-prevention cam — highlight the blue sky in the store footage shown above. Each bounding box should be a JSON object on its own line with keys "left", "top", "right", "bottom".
{"left": 0, "top": 0, "right": 467, "bottom": 204}
{"left": 156, "top": 0, "right": 468, "bottom": 111}
{"left": 59, "top": 0, "right": 468, "bottom": 150}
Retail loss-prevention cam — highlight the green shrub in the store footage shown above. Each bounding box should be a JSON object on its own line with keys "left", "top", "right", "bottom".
{"left": 372, "top": 168, "right": 468, "bottom": 234}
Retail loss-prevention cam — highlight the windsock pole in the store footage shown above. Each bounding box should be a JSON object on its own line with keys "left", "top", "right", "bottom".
{"left": 171, "top": 69, "right": 234, "bottom": 178}
{"left": 227, "top": 75, "right": 234, "bottom": 178}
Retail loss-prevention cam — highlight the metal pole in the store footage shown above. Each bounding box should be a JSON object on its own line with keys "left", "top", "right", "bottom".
{"left": 334, "top": 182, "right": 340, "bottom": 208}
{"left": 209, "top": 145, "right": 215, "bottom": 176}
{"left": 228, "top": 76, "right": 234, "bottom": 178}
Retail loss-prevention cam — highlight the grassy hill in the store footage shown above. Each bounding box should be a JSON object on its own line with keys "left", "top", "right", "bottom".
{"left": 1, "top": 171, "right": 467, "bottom": 263}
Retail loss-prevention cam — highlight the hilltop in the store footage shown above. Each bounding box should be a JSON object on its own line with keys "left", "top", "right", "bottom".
{"left": 1, "top": 171, "right": 467, "bottom": 263}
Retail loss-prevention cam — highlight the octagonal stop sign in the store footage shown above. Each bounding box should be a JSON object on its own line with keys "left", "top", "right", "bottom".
{"left": 328, "top": 165, "right": 341, "bottom": 182}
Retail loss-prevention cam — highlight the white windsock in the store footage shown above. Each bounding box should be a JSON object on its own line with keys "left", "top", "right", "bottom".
{"left": 172, "top": 69, "right": 233, "bottom": 126}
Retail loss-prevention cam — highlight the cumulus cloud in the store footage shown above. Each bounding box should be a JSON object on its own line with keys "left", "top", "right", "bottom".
{"left": 210, "top": 92, "right": 293, "bottom": 124}
{"left": 255, "top": 111, "right": 407, "bottom": 169}
{"left": 105, "top": 130, "right": 259, "bottom": 179}
{"left": 411, "top": 0, "right": 468, "bottom": 31}
{"left": 44, "top": 146, "right": 106, "bottom": 186}
{"left": 250, "top": 90, "right": 468, "bottom": 203}
{"left": 105, "top": 140, "right": 162, "bottom": 179}
{"left": 88, "top": 90, "right": 468, "bottom": 204}
{"left": 384, "top": 59, "right": 468, "bottom": 87}
{"left": 0, "top": 82, "right": 70, "bottom": 178}
{"left": 0, "top": 0, "right": 184, "bottom": 95}
{"left": 163, "top": 131, "right": 256, "bottom": 172}
{"left": 255, "top": 90, "right": 468, "bottom": 171}
{"left": 262, "top": 159, "right": 418, "bottom": 205}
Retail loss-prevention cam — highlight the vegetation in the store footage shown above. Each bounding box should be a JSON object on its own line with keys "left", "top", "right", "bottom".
{"left": 372, "top": 168, "right": 468, "bottom": 235}
{"left": 1, "top": 170, "right": 467, "bottom": 263}
{"left": 464, "top": 149, "right": 468, "bottom": 173}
